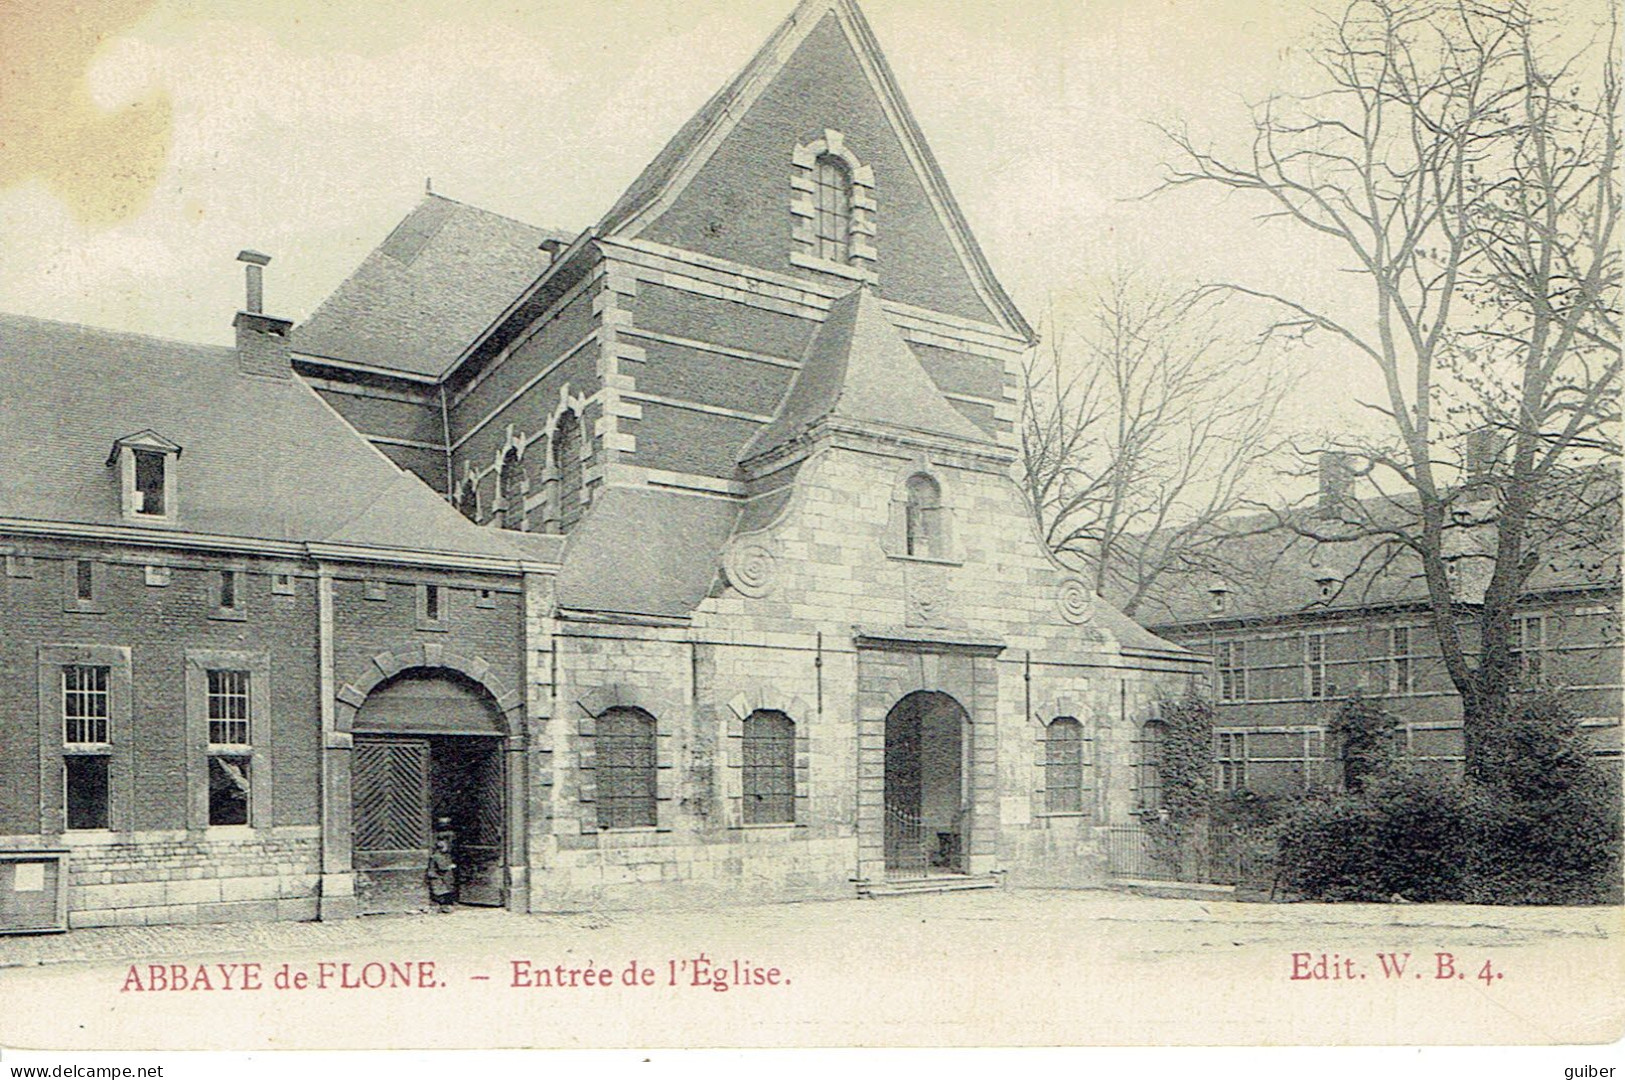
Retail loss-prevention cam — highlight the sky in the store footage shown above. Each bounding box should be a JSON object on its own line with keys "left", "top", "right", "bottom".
{"left": 0, "top": 0, "right": 1607, "bottom": 455}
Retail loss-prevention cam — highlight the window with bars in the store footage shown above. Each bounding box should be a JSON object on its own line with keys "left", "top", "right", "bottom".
{"left": 1137, "top": 720, "right": 1166, "bottom": 811}
{"left": 813, "top": 154, "right": 853, "bottom": 263}
{"left": 596, "top": 707, "right": 657, "bottom": 829}
{"left": 1044, "top": 717, "right": 1085, "bottom": 814}
{"left": 63, "top": 664, "right": 111, "bottom": 830}
{"left": 1514, "top": 615, "right": 1546, "bottom": 682}
{"left": 1217, "top": 640, "right": 1247, "bottom": 702}
{"left": 1390, "top": 626, "right": 1414, "bottom": 694}
{"left": 1216, "top": 731, "right": 1249, "bottom": 791}
{"left": 206, "top": 669, "right": 251, "bottom": 826}
{"left": 742, "top": 710, "right": 795, "bottom": 824}
{"left": 1304, "top": 633, "right": 1326, "bottom": 699}
{"left": 904, "top": 474, "right": 942, "bottom": 558}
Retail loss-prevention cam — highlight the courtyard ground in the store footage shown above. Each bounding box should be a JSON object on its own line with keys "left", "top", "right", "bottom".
{"left": 0, "top": 888, "right": 1620, "bottom": 1050}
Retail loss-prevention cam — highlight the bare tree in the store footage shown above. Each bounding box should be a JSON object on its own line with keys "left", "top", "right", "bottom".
{"left": 1020, "top": 274, "right": 1294, "bottom": 617}
{"left": 1157, "top": 0, "right": 1620, "bottom": 778}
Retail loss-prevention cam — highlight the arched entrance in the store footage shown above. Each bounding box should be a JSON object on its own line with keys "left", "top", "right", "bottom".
{"left": 884, "top": 690, "right": 970, "bottom": 878}
{"left": 350, "top": 668, "right": 508, "bottom": 914}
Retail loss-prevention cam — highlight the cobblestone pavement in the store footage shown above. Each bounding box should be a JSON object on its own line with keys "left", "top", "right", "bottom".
{"left": 0, "top": 889, "right": 1619, "bottom": 1049}
{"left": 2, "top": 887, "right": 1616, "bottom": 971}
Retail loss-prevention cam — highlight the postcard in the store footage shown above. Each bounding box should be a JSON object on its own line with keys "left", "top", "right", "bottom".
{"left": 0, "top": 0, "right": 1619, "bottom": 1069}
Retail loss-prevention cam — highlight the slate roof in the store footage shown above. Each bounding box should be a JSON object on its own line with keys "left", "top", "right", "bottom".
{"left": 0, "top": 313, "right": 530, "bottom": 560}
{"left": 553, "top": 487, "right": 740, "bottom": 618}
{"left": 740, "top": 286, "right": 992, "bottom": 461}
{"left": 1135, "top": 477, "right": 1622, "bottom": 630}
{"left": 292, "top": 194, "right": 570, "bottom": 379}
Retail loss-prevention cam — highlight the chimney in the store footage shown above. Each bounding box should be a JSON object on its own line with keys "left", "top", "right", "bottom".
{"left": 1317, "top": 451, "right": 1353, "bottom": 518}
{"left": 233, "top": 250, "right": 292, "bottom": 379}
{"left": 1462, "top": 426, "right": 1507, "bottom": 485}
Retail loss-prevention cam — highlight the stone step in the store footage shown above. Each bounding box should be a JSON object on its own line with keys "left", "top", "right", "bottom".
{"left": 856, "top": 874, "right": 1000, "bottom": 898}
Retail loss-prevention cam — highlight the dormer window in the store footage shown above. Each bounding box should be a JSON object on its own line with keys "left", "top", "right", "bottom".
{"left": 109, "top": 430, "right": 181, "bottom": 522}
{"left": 134, "top": 451, "right": 165, "bottom": 514}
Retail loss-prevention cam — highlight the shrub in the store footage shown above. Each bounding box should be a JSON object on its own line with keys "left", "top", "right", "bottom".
{"left": 1467, "top": 695, "right": 1622, "bottom": 905}
{"left": 1328, "top": 692, "right": 1400, "bottom": 793}
{"left": 1276, "top": 770, "right": 1479, "bottom": 901}
{"left": 1275, "top": 693, "right": 1622, "bottom": 904}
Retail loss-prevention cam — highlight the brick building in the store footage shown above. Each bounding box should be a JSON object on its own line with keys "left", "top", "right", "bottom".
{"left": 0, "top": 0, "right": 1204, "bottom": 930}
{"left": 1137, "top": 460, "right": 1622, "bottom": 796}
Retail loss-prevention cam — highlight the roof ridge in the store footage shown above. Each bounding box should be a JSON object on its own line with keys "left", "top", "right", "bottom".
{"left": 421, "top": 191, "right": 574, "bottom": 242}
{"left": 0, "top": 310, "right": 235, "bottom": 358}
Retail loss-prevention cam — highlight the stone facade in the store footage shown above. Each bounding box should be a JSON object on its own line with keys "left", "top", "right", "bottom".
{"left": 0, "top": 0, "right": 1206, "bottom": 931}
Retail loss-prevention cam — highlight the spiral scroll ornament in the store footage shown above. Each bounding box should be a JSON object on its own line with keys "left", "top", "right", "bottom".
{"left": 1058, "top": 579, "right": 1094, "bottom": 625}
{"left": 723, "top": 541, "right": 777, "bottom": 598}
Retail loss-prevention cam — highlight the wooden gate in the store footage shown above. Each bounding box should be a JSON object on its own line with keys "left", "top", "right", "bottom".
{"left": 353, "top": 737, "right": 431, "bottom": 914}
{"left": 450, "top": 743, "right": 505, "bottom": 907}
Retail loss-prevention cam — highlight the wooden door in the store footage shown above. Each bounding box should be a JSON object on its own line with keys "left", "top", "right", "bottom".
{"left": 352, "top": 737, "right": 431, "bottom": 914}
{"left": 457, "top": 743, "right": 506, "bottom": 906}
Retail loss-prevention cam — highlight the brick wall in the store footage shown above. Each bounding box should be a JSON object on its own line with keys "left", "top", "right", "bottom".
{"left": 640, "top": 13, "right": 999, "bottom": 326}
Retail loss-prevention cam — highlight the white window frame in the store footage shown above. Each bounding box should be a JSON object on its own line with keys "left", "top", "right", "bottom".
{"left": 1304, "top": 632, "right": 1326, "bottom": 700}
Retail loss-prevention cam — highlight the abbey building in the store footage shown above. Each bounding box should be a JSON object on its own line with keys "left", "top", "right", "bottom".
{"left": 0, "top": 0, "right": 1202, "bottom": 929}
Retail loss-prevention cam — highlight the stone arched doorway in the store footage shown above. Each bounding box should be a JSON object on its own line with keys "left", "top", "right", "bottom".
{"left": 350, "top": 668, "right": 510, "bottom": 914}
{"left": 884, "top": 690, "right": 971, "bottom": 878}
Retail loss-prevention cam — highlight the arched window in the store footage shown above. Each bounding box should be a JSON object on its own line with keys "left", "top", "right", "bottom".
{"left": 814, "top": 154, "right": 853, "bottom": 264}
{"left": 905, "top": 473, "right": 941, "bottom": 558}
{"left": 1137, "top": 719, "right": 1166, "bottom": 812}
{"left": 1045, "top": 717, "right": 1084, "bottom": 813}
{"left": 596, "top": 706, "right": 657, "bottom": 829}
{"left": 742, "top": 709, "right": 795, "bottom": 824}
{"left": 553, "top": 411, "right": 584, "bottom": 533}
{"left": 456, "top": 480, "right": 479, "bottom": 523}
{"left": 499, "top": 449, "right": 524, "bottom": 531}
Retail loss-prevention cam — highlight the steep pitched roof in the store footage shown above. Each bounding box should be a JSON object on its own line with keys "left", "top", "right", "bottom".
{"left": 292, "top": 194, "right": 570, "bottom": 379}
{"left": 0, "top": 313, "right": 527, "bottom": 559}
{"left": 595, "top": 0, "right": 1033, "bottom": 342}
{"left": 1136, "top": 477, "right": 1621, "bottom": 629}
{"left": 741, "top": 286, "right": 991, "bottom": 460}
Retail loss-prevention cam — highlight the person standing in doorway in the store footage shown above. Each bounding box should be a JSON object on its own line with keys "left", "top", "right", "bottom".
{"left": 427, "top": 815, "right": 458, "bottom": 912}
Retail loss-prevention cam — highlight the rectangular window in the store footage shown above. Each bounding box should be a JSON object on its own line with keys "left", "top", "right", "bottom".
{"left": 425, "top": 584, "right": 440, "bottom": 622}
{"left": 75, "top": 560, "right": 94, "bottom": 602}
{"left": 1216, "top": 732, "right": 1248, "bottom": 792}
{"left": 1217, "top": 640, "right": 1247, "bottom": 702}
{"left": 742, "top": 711, "right": 796, "bottom": 825}
{"left": 206, "top": 670, "right": 251, "bottom": 826}
{"left": 62, "top": 664, "right": 111, "bottom": 830}
{"left": 207, "top": 670, "right": 250, "bottom": 746}
{"left": 219, "top": 570, "right": 238, "bottom": 610}
{"left": 62, "top": 665, "right": 110, "bottom": 745}
{"left": 133, "top": 449, "right": 166, "bottom": 515}
{"left": 1304, "top": 633, "right": 1326, "bottom": 699}
{"left": 1391, "top": 626, "right": 1413, "bottom": 694}
{"left": 64, "top": 756, "right": 110, "bottom": 830}
{"left": 596, "top": 708, "right": 657, "bottom": 829}
{"left": 1044, "top": 718, "right": 1085, "bottom": 814}
{"left": 1515, "top": 615, "right": 1546, "bottom": 682}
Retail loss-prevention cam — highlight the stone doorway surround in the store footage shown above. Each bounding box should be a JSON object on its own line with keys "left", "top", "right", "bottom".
{"left": 854, "top": 628, "right": 1001, "bottom": 885}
